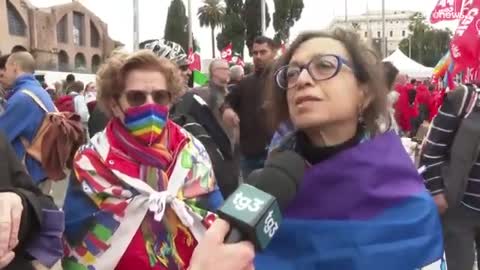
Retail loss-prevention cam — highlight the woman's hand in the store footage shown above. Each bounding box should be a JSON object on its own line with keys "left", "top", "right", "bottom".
{"left": 433, "top": 193, "right": 448, "bottom": 215}
{"left": 222, "top": 108, "right": 240, "bottom": 128}
{"left": 189, "top": 219, "right": 255, "bottom": 270}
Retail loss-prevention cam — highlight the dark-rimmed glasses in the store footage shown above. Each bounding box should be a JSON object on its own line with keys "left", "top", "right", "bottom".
{"left": 124, "top": 90, "right": 171, "bottom": 107}
{"left": 275, "top": 54, "right": 354, "bottom": 90}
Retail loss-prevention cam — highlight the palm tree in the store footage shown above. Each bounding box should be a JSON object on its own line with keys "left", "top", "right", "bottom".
{"left": 198, "top": 0, "right": 226, "bottom": 58}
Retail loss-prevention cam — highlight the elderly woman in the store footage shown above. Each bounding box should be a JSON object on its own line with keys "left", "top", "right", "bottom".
{"left": 62, "top": 50, "right": 223, "bottom": 270}
{"left": 257, "top": 29, "right": 444, "bottom": 269}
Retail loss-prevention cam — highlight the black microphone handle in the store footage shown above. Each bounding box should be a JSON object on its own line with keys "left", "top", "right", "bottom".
{"left": 224, "top": 227, "right": 245, "bottom": 244}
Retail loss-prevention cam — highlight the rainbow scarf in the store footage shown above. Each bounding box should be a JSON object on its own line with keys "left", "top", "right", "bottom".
{"left": 62, "top": 119, "right": 223, "bottom": 270}
{"left": 256, "top": 132, "right": 444, "bottom": 270}
{"left": 124, "top": 104, "right": 169, "bottom": 145}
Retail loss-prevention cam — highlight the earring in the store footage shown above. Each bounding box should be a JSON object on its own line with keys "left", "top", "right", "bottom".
{"left": 357, "top": 104, "right": 365, "bottom": 124}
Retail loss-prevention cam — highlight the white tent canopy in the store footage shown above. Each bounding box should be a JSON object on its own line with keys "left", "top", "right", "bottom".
{"left": 383, "top": 49, "right": 434, "bottom": 78}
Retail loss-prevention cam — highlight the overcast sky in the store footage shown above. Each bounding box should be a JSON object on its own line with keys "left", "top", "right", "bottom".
{"left": 30, "top": 0, "right": 456, "bottom": 58}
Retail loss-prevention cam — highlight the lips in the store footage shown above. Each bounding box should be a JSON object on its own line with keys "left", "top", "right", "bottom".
{"left": 295, "top": 95, "right": 322, "bottom": 106}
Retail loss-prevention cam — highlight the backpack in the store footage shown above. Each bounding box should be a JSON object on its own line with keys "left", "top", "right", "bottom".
{"left": 21, "top": 90, "right": 85, "bottom": 181}
{"left": 170, "top": 92, "right": 239, "bottom": 197}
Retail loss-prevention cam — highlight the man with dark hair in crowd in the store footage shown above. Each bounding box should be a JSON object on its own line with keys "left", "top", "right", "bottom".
{"left": 222, "top": 36, "right": 278, "bottom": 178}
{"left": 65, "top": 74, "right": 75, "bottom": 93}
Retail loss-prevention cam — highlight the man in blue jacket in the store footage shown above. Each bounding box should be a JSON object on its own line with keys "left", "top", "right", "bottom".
{"left": 0, "top": 52, "right": 55, "bottom": 185}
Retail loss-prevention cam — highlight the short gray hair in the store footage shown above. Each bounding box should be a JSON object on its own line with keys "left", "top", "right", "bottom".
{"left": 208, "top": 59, "right": 228, "bottom": 78}
{"left": 230, "top": 65, "right": 244, "bottom": 81}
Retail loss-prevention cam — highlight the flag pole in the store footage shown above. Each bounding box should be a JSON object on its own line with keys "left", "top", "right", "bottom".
{"left": 261, "top": 0, "right": 266, "bottom": 35}
{"left": 345, "top": 0, "right": 348, "bottom": 22}
{"left": 381, "top": 0, "right": 386, "bottom": 57}
{"left": 187, "top": 0, "right": 193, "bottom": 50}
{"left": 133, "top": 0, "right": 139, "bottom": 51}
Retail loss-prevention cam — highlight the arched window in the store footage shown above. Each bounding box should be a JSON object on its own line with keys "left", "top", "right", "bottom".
{"left": 91, "top": 55, "right": 101, "bottom": 73}
{"left": 90, "top": 21, "right": 100, "bottom": 48}
{"left": 73, "top": 12, "right": 85, "bottom": 46}
{"left": 58, "top": 50, "right": 69, "bottom": 71}
{"left": 11, "top": 45, "right": 27, "bottom": 53}
{"left": 57, "top": 15, "right": 68, "bottom": 43}
{"left": 7, "top": 1, "right": 26, "bottom": 36}
{"left": 74, "top": 53, "right": 86, "bottom": 71}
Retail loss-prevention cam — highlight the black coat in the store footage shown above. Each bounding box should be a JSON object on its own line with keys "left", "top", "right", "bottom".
{"left": 171, "top": 92, "right": 239, "bottom": 197}
{"left": 88, "top": 106, "right": 110, "bottom": 137}
{"left": 0, "top": 132, "right": 59, "bottom": 270}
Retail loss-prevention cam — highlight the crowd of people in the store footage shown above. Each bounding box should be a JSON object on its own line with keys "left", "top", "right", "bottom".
{"left": 0, "top": 26, "right": 478, "bottom": 270}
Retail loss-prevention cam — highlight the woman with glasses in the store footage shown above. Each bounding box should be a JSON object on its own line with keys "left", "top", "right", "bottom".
{"left": 257, "top": 29, "right": 444, "bottom": 269}
{"left": 61, "top": 50, "right": 223, "bottom": 270}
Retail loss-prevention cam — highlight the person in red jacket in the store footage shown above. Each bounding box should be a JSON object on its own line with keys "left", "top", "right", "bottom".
{"left": 415, "top": 83, "right": 434, "bottom": 123}
{"left": 394, "top": 81, "right": 419, "bottom": 135}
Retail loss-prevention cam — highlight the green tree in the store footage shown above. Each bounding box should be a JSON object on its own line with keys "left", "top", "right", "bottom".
{"left": 198, "top": 0, "right": 226, "bottom": 58}
{"left": 216, "top": 0, "right": 246, "bottom": 57}
{"left": 273, "top": 0, "right": 304, "bottom": 43}
{"left": 398, "top": 12, "right": 452, "bottom": 67}
{"left": 164, "top": 0, "right": 189, "bottom": 52}
{"left": 244, "top": 0, "right": 271, "bottom": 54}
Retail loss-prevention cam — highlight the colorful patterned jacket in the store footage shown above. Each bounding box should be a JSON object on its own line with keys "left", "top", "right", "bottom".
{"left": 62, "top": 120, "right": 223, "bottom": 270}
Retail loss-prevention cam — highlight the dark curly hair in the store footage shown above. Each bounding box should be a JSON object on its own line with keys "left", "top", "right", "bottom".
{"left": 265, "top": 28, "right": 389, "bottom": 136}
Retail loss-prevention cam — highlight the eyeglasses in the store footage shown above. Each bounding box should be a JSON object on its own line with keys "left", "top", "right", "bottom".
{"left": 275, "top": 54, "right": 354, "bottom": 90}
{"left": 124, "top": 89, "right": 171, "bottom": 107}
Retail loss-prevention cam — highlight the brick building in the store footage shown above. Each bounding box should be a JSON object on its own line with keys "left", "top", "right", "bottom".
{"left": 0, "top": 0, "right": 120, "bottom": 73}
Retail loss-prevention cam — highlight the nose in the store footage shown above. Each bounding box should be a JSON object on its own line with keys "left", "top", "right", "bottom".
{"left": 295, "top": 68, "right": 314, "bottom": 90}
{"left": 145, "top": 93, "right": 155, "bottom": 104}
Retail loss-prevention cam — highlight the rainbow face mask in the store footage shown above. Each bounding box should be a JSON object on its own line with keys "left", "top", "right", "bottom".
{"left": 123, "top": 104, "right": 169, "bottom": 145}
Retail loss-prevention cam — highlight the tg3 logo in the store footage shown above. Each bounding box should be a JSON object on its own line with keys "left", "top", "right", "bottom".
{"left": 263, "top": 210, "right": 279, "bottom": 238}
{"left": 232, "top": 192, "right": 265, "bottom": 213}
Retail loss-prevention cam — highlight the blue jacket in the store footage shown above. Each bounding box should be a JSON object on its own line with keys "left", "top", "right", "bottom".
{"left": 0, "top": 74, "right": 55, "bottom": 183}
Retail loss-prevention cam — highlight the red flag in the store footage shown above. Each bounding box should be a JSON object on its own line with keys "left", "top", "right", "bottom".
{"left": 220, "top": 43, "right": 233, "bottom": 62}
{"left": 450, "top": 0, "right": 480, "bottom": 71}
{"left": 430, "top": 0, "right": 464, "bottom": 24}
{"left": 188, "top": 48, "right": 201, "bottom": 71}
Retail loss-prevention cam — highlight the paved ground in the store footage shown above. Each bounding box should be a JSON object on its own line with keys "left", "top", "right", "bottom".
{"left": 49, "top": 178, "right": 69, "bottom": 270}
{"left": 51, "top": 178, "right": 69, "bottom": 208}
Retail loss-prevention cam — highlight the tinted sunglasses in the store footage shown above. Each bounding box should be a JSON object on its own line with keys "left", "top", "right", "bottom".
{"left": 124, "top": 90, "right": 171, "bottom": 107}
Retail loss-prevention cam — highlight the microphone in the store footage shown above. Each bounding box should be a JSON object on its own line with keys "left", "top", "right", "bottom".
{"left": 217, "top": 151, "right": 305, "bottom": 250}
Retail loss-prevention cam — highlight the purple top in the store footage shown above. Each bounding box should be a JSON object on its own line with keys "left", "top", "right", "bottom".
{"left": 284, "top": 131, "right": 425, "bottom": 220}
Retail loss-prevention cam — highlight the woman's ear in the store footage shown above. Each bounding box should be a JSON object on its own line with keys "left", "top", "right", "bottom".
{"left": 358, "top": 83, "right": 373, "bottom": 111}
{"left": 110, "top": 100, "right": 123, "bottom": 120}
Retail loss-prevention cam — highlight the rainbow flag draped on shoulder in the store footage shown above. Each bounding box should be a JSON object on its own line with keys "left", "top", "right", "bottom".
{"left": 256, "top": 132, "right": 444, "bottom": 270}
